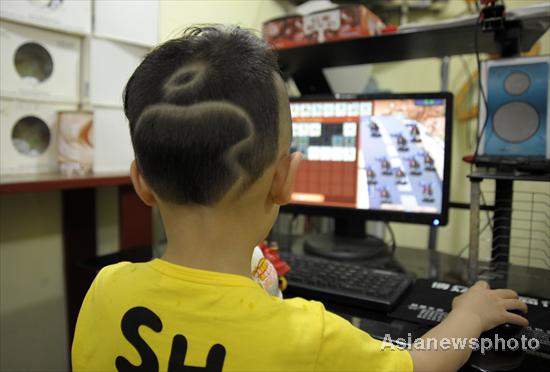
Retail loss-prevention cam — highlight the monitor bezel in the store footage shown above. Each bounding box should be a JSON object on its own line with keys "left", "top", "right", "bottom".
{"left": 282, "top": 92, "right": 453, "bottom": 226}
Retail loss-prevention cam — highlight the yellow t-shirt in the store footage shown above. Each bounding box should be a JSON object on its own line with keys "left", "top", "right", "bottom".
{"left": 72, "top": 259, "right": 413, "bottom": 372}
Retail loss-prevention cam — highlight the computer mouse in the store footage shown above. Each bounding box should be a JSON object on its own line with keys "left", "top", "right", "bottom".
{"left": 469, "top": 349, "right": 525, "bottom": 371}
{"left": 489, "top": 309, "right": 526, "bottom": 338}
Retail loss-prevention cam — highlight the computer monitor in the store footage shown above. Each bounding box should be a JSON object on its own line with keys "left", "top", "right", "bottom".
{"left": 282, "top": 93, "right": 453, "bottom": 259}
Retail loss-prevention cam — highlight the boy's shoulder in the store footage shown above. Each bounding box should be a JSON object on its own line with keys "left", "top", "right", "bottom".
{"left": 91, "top": 261, "right": 149, "bottom": 293}
{"left": 92, "top": 261, "right": 327, "bottom": 319}
{"left": 95, "top": 261, "right": 135, "bottom": 281}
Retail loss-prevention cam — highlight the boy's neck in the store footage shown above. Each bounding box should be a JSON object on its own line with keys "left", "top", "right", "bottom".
{"left": 158, "top": 203, "right": 268, "bottom": 278}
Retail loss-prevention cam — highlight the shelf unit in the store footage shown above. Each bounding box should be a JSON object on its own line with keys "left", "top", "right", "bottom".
{"left": 467, "top": 170, "right": 550, "bottom": 285}
{"left": 278, "top": 11, "right": 550, "bottom": 93}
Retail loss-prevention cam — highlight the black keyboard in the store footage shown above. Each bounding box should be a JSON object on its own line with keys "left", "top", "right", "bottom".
{"left": 281, "top": 253, "right": 413, "bottom": 312}
{"left": 520, "top": 327, "right": 550, "bottom": 354}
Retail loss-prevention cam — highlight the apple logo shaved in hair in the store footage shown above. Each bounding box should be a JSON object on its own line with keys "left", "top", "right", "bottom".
{"left": 163, "top": 63, "right": 207, "bottom": 103}
{"left": 123, "top": 26, "right": 282, "bottom": 206}
{"left": 133, "top": 100, "right": 256, "bottom": 204}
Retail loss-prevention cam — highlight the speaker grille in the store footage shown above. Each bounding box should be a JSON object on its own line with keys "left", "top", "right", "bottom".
{"left": 503, "top": 71, "right": 531, "bottom": 96}
{"left": 493, "top": 102, "right": 539, "bottom": 143}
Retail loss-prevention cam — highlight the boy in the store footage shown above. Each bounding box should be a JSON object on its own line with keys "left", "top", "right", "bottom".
{"left": 72, "top": 26, "right": 528, "bottom": 371}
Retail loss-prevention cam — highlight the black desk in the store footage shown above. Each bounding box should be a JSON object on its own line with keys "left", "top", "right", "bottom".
{"left": 278, "top": 237, "right": 550, "bottom": 372}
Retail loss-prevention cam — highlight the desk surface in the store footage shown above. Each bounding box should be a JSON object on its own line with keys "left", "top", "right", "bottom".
{"left": 277, "top": 236, "right": 550, "bottom": 372}
{"left": 277, "top": 235, "right": 550, "bottom": 298}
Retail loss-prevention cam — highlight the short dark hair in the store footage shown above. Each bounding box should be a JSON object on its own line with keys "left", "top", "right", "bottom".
{"left": 123, "top": 26, "right": 282, "bottom": 205}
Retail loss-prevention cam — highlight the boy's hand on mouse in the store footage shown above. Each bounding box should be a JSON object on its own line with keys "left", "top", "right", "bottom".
{"left": 451, "top": 280, "right": 529, "bottom": 333}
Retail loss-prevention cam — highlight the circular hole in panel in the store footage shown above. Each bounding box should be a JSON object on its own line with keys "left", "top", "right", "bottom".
{"left": 503, "top": 71, "right": 530, "bottom": 96}
{"left": 493, "top": 102, "right": 539, "bottom": 143}
{"left": 14, "top": 42, "right": 54, "bottom": 83}
{"left": 11, "top": 116, "right": 51, "bottom": 157}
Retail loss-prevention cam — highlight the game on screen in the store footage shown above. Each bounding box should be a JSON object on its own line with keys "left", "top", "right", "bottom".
{"left": 290, "top": 98, "right": 446, "bottom": 214}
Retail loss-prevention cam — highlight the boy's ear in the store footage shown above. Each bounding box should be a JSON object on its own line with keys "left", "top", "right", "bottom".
{"left": 270, "top": 152, "right": 302, "bottom": 205}
{"left": 130, "top": 160, "right": 157, "bottom": 207}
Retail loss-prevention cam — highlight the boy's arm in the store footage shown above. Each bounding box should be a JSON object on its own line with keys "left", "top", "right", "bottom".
{"left": 409, "top": 281, "right": 528, "bottom": 372}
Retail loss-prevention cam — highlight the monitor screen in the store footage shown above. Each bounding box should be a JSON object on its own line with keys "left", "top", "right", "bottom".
{"left": 286, "top": 93, "right": 452, "bottom": 226}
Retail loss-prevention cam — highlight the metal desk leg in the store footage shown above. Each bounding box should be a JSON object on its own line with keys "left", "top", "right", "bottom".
{"left": 62, "top": 188, "right": 97, "bottom": 344}
{"left": 469, "top": 178, "right": 481, "bottom": 284}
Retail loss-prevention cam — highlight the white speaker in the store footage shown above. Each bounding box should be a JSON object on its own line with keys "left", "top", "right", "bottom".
{"left": 479, "top": 55, "right": 550, "bottom": 160}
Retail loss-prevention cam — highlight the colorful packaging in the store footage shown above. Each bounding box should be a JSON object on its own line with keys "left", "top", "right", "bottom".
{"left": 251, "top": 246, "right": 282, "bottom": 298}
{"left": 263, "top": 4, "right": 385, "bottom": 49}
{"left": 57, "top": 111, "right": 93, "bottom": 175}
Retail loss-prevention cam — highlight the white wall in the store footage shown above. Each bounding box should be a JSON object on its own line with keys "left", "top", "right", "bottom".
{"left": 160, "top": 0, "right": 290, "bottom": 41}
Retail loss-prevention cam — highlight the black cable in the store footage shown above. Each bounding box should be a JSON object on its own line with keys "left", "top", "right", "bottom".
{"left": 465, "top": 0, "right": 473, "bottom": 14}
{"left": 287, "top": 213, "right": 298, "bottom": 249}
{"left": 472, "top": 12, "right": 490, "bottom": 172}
{"left": 385, "top": 222, "right": 397, "bottom": 256}
{"left": 480, "top": 189, "right": 494, "bottom": 231}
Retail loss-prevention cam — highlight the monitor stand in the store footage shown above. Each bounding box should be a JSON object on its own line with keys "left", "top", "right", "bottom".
{"left": 303, "top": 217, "right": 389, "bottom": 261}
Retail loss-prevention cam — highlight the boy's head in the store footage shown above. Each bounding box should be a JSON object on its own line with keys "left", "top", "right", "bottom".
{"left": 124, "top": 26, "right": 300, "bottom": 232}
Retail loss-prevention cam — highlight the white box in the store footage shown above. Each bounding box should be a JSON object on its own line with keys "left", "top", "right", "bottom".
{"left": 312, "top": 104, "right": 323, "bottom": 117}
{"left": 307, "top": 146, "right": 320, "bottom": 161}
{"left": 0, "top": 98, "right": 77, "bottom": 175}
{"left": 335, "top": 103, "right": 347, "bottom": 117}
{"left": 94, "top": 0, "right": 159, "bottom": 47}
{"left": 93, "top": 107, "right": 133, "bottom": 173}
{"left": 320, "top": 147, "right": 331, "bottom": 161}
{"left": 0, "top": 0, "right": 91, "bottom": 35}
{"left": 309, "top": 123, "right": 321, "bottom": 137}
{"left": 82, "top": 37, "right": 148, "bottom": 108}
{"left": 332, "top": 147, "right": 344, "bottom": 161}
{"left": 343, "top": 122, "right": 357, "bottom": 137}
{"left": 0, "top": 21, "right": 80, "bottom": 103}
{"left": 323, "top": 103, "right": 335, "bottom": 117}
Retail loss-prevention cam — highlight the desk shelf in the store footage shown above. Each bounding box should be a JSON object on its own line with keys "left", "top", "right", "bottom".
{"left": 278, "top": 9, "right": 550, "bottom": 93}
{"left": 0, "top": 172, "right": 131, "bottom": 193}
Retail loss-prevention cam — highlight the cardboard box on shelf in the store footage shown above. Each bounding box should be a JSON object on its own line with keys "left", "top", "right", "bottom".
{"left": 93, "top": 0, "right": 159, "bottom": 48}
{"left": 0, "top": 21, "right": 80, "bottom": 104}
{"left": 0, "top": 98, "right": 77, "bottom": 175}
{"left": 93, "top": 106, "right": 133, "bottom": 173}
{"left": 82, "top": 37, "right": 149, "bottom": 108}
{"left": 263, "top": 4, "right": 385, "bottom": 49}
{"left": 0, "top": 0, "right": 91, "bottom": 35}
